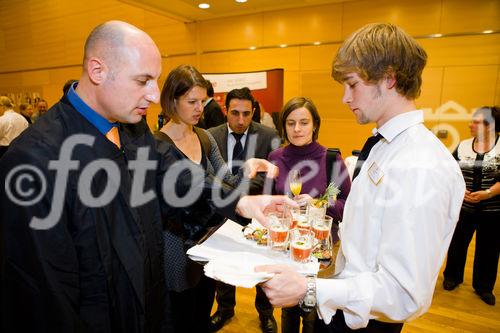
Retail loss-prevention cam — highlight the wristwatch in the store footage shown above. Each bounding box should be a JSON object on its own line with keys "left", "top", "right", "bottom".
{"left": 299, "top": 275, "right": 317, "bottom": 312}
{"left": 485, "top": 188, "right": 492, "bottom": 198}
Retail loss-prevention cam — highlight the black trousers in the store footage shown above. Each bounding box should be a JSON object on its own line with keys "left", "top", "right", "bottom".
{"left": 169, "top": 274, "right": 216, "bottom": 333}
{"left": 443, "top": 209, "right": 499, "bottom": 293}
{"left": 281, "top": 305, "right": 316, "bottom": 333}
{"left": 214, "top": 281, "right": 273, "bottom": 318}
{"left": 314, "top": 311, "right": 403, "bottom": 333}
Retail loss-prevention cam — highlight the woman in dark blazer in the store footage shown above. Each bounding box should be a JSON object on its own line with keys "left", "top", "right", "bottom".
{"left": 155, "top": 64, "right": 275, "bottom": 332}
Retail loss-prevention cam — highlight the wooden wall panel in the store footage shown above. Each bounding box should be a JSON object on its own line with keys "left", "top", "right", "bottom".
{"left": 31, "top": 18, "right": 66, "bottom": 47}
{"left": 441, "top": 0, "right": 500, "bottom": 34}
{"left": 29, "top": 0, "right": 74, "bottom": 23}
{"left": 61, "top": 12, "right": 103, "bottom": 43}
{"left": 64, "top": 40, "right": 86, "bottom": 66}
{"left": 496, "top": 66, "right": 500, "bottom": 105}
{"left": 417, "top": 67, "right": 444, "bottom": 109}
{"left": 33, "top": 42, "right": 69, "bottom": 68}
{"left": 0, "top": 73, "right": 23, "bottom": 89}
{"left": 21, "top": 70, "right": 51, "bottom": 86}
{"left": 149, "top": 23, "right": 197, "bottom": 56}
{"left": 164, "top": 55, "right": 200, "bottom": 73}
{"left": 0, "top": 1, "right": 30, "bottom": 30}
{"left": 85, "top": 3, "right": 145, "bottom": 28}
{"left": 420, "top": 34, "right": 500, "bottom": 67}
{"left": 283, "top": 71, "right": 300, "bottom": 105}
{"left": 48, "top": 68, "right": 82, "bottom": 91}
{"left": 300, "top": 71, "right": 347, "bottom": 119}
{"left": 3, "top": 25, "right": 33, "bottom": 51}
{"left": 0, "top": 30, "right": 5, "bottom": 51}
{"left": 143, "top": 10, "right": 182, "bottom": 28}
{"left": 342, "top": 0, "right": 441, "bottom": 38}
{"left": 300, "top": 44, "right": 340, "bottom": 71}
{"left": 318, "top": 119, "right": 373, "bottom": 158}
{"left": 263, "top": 4, "right": 342, "bottom": 46}
{"left": 199, "top": 14, "right": 263, "bottom": 52}
{"left": 200, "top": 47, "right": 300, "bottom": 73}
{"left": 2, "top": 48, "right": 35, "bottom": 72}
{"left": 441, "top": 65, "right": 498, "bottom": 110}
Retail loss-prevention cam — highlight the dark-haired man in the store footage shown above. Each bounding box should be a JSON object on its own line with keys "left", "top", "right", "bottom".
{"left": 198, "top": 80, "right": 225, "bottom": 129}
{"left": 209, "top": 87, "right": 280, "bottom": 333}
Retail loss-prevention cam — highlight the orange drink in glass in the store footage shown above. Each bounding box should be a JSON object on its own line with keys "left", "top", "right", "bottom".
{"left": 312, "top": 216, "right": 334, "bottom": 262}
{"left": 290, "top": 229, "right": 314, "bottom": 263}
{"left": 269, "top": 224, "right": 289, "bottom": 243}
{"left": 288, "top": 170, "right": 302, "bottom": 197}
{"left": 267, "top": 214, "right": 291, "bottom": 252}
{"left": 313, "top": 224, "right": 330, "bottom": 241}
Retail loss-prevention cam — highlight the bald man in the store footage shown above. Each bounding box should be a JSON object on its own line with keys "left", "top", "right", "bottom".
{"left": 0, "top": 21, "right": 295, "bottom": 332}
{"left": 0, "top": 21, "right": 166, "bottom": 332}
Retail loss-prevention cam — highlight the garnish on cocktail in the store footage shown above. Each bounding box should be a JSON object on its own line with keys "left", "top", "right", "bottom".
{"left": 310, "top": 182, "right": 340, "bottom": 208}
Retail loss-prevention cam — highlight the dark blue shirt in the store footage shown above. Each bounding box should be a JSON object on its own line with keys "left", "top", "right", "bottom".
{"left": 67, "top": 83, "right": 118, "bottom": 135}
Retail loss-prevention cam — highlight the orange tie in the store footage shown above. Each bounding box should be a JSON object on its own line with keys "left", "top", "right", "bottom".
{"left": 105, "top": 126, "right": 121, "bottom": 149}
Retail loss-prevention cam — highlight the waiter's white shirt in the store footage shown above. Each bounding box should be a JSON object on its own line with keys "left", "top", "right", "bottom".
{"left": 316, "top": 110, "right": 465, "bottom": 329}
{"left": 226, "top": 124, "right": 249, "bottom": 170}
{"left": 0, "top": 110, "right": 29, "bottom": 145}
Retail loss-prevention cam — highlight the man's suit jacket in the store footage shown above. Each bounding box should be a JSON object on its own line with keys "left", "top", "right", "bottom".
{"left": 208, "top": 121, "right": 280, "bottom": 194}
{"left": 198, "top": 98, "right": 225, "bottom": 129}
{"left": 208, "top": 121, "right": 280, "bottom": 162}
{"left": 0, "top": 98, "right": 166, "bottom": 332}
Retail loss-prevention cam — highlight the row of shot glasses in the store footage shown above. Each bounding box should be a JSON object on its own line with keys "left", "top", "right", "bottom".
{"left": 267, "top": 204, "right": 334, "bottom": 264}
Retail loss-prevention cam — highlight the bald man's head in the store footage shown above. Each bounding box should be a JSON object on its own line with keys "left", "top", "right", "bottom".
{"left": 83, "top": 21, "right": 155, "bottom": 71}
{"left": 77, "top": 21, "right": 162, "bottom": 124}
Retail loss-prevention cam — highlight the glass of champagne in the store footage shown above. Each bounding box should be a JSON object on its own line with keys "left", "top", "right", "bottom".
{"left": 288, "top": 170, "right": 302, "bottom": 197}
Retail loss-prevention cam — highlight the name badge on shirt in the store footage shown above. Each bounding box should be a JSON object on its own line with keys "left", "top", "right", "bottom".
{"left": 367, "top": 162, "right": 384, "bottom": 185}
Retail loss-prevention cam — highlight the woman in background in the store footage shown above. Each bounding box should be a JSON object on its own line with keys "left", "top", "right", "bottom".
{"left": 443, "top": 106, "right": 499, "bottom": 306}
{"left": 18, "top": 103, "right": 33, "bottom": 124}
{"left": 268, "top": 97, "right": 351, "bottom": 333}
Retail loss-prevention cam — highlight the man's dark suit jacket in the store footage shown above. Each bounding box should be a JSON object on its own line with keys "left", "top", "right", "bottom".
{"left": 198, "top": 98, "right": 225, "bottom": 129}
{"left": 0, "top": 98, "right": 166, "bottom": 332}
{"left": 208, "top": 121, "right": 280, "bottom": 194}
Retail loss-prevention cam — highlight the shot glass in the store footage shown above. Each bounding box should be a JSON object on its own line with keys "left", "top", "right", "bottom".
{"left": 312, "top": 216, "right": 333, "bottom": 242}
{"left": 289, "top": 207, "right": 308, "bottom": 230}
{"left": 307, "top": 201, "right": 327, "bottom": 222}
{"left": 312, "top": 215, "right": 333, "bottom": 262}
{"left": 267, "top": 214, "right": 291, "bottom": 252}
{"left": 289, "top": 229, "right": 314, "bottom": 263}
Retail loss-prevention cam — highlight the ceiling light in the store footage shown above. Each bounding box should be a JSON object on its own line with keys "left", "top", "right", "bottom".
{"left": 279, "top": 44, "right": 287, "bottom": 48}
{"left": 235, "top": 0, "right": 247, "bottom": 3}
{"left": 430, "top": 33, "right": 443, "bottom": 38}
{"left": 198, "top": 3, "right": 210, "bottom": 9}
{"left": 313, "top": 41, "right": 321, "bottom": 46}
{"left": 482, "top": 30, "right": 493, "bottom": 34}
{"left": 249, "top": 46, "right": 256, "bottom": 50}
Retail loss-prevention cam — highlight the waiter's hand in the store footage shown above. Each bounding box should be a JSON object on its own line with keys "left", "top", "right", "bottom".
{"left": 255, "top": 264, "right": 307, "bottom": 308}
{"left": 236, "top": 195, "right": 298, "bottom": 227}
{"left": 243, "top": 158, "right": 279, "bottom": 179}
